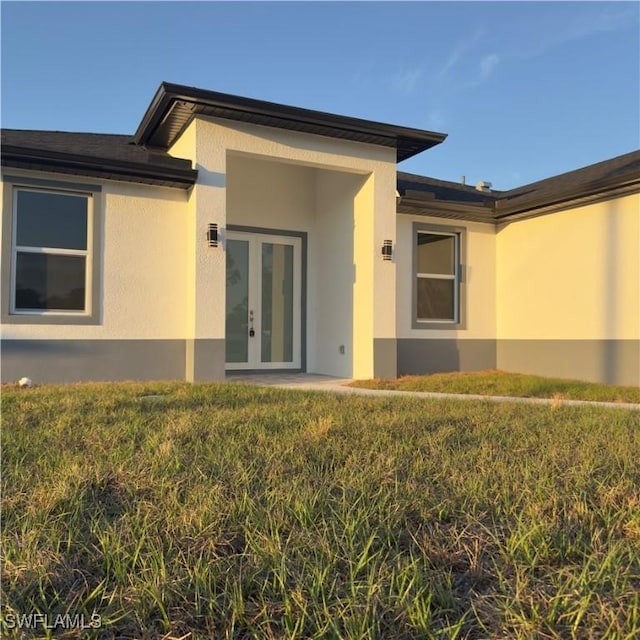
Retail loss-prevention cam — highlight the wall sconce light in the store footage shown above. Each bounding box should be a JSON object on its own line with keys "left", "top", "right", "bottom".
{"left": 381, "top": 239, "right": 393, "bottom": 261}
{"left": 207, "top": 223, "right": 218, "bottom": 247}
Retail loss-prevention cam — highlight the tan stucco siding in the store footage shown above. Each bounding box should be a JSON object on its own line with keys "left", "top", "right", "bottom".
{"left": 1, "top": 170, "right": 189, "bottom": 340}
{"left": 226, "top": 155, "right": 317, "bottom": 231}
{"left": 496, "top": 193, "right": 640, "bottom": 341}
{"left": 314, "top": 170, "right": 362, "bottom": 377}
{"left": 100, "top": 183, "right": 189, "bottom": 337}
{"left": 395, "top": 214, "right": 497, "bottom": 339}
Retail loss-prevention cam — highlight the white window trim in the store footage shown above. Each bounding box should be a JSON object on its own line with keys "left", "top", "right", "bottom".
{"left": 415, "top": 230, "right": 459, "bottom": 324}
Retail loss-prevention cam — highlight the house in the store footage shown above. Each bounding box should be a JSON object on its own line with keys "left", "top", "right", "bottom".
{"left": 1, "top": 82, "right": 638, "bottom": 386}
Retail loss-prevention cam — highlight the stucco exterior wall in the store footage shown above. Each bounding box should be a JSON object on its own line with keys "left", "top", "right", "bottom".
{"left": 394, "top": 213, "right": 497, "bottom": 375}
{"left": 314, "top": 169, "right": 361, "bottom": 378}
{"left": 1, "top": 170, "right": 189, "bottom": 340}
{"left": 1, "top": 170, "right": 190, "bottom": 382}
{"left": 226, "top": 155, "right": 317, "bottom": 370}
{"left": 495, "top": 193, "right": 640, "bottom": 385}
{"left": 168, "top": 119, "right": 197, "bottom": 355}
{"left": 170, "top": 116, "right": 398, "bottom": 380}
{"left": 226, "top": 155, "right": 316, "bottom": 231}
{"left": 224, "top": 154, "right": 393, "bottom": 378}
{"left": 2, "top": 116, "right": 400, "bottom": 383}
{"left": 396, "top": 214, "right": 497, "bottom": 339}
{"left": 496, "top": 194, "right": 639, "bottom": 340}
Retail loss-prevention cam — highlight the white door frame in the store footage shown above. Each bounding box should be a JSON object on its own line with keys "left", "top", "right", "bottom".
{"left": 225, "top": 230, "right": 302, "bottom": 370}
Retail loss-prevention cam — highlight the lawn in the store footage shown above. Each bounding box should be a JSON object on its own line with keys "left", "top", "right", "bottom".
{"left": 349, "top": 370, "right": 640, "bottom": 404}
{"left": 2, "top": 382, "right": 639, "bottom": 639}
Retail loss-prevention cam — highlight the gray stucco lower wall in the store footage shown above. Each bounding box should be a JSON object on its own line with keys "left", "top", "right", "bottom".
{"left": 186, "top": 339, "right": 226, "bottom": 382}
{"left": 497, "top": 340, "right": 640, "bottom": 387}
{"left": 396, "top": 338, "right": 639, "bottom": 386}
{"left": 373, "top": 338, "right": 397, "bottom": 379}
{"left": 397, "top": 339, "right": 497, "bottom": 376}
{"left": 5, "top": 337, "right": 635, "bottom": 387}
{"left": 1, "top": 339, "right": 186, "bottom": 384}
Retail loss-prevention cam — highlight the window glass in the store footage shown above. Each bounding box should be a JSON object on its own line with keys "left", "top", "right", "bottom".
{"left": 16, "top": 190, "right": 88, "bottom": 250}
{"left": 261, "top": 243, "right": 294, "bottom": 363}
{"left": 225, "top": 239, "right": 249, "bottom": 363}
{"left": 14, "top": 253, "right": 86, "bottom": 311}
{"left": 417, "top": 233, "right": 454, "bottom": 275}
{"left": 417, "top": 278, "right": 455, "bottom": 320}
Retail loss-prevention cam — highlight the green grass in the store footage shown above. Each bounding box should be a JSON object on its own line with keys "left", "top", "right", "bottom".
{"left": 2, "top": 382, "right": 639, "bottom": 639}
{"left": 349, "top": 370, "right": 640, "bottom": 404}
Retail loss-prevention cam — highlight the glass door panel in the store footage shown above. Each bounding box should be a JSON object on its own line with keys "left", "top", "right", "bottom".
{"left": 261, "top": 242, "right": 294, "bottom": 363}
{"left": 225, "top": 239, "right": 249, "bottom": 363}
{"left": 225, "top": 231, "right": 301, "bottom": 370}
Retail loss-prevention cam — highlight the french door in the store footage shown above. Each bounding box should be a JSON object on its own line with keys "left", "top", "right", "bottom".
{"left": 225, "top": 231, "right": 301, "bottom": 370}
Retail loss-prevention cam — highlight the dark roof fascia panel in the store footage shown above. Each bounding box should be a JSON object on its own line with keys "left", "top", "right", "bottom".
{"left": 495, "top": 172, "right": 640, "bottom": 219}
{"left": 397, "top": 150, "right": 640, "bottom": 223}
{"left": 402, "top": 189, "right": 496, "bottom": 206}
{"left": 397, "top": 171, "right": 503, "bottom": 197}
{"left": 397, "top": 206, "right": 497, "bottom": 225}
{"left": 134, "top": 84, "right": 176, "bottom": 146}
{"left": 397, "top": 177, "right": 640, "bottom": 224}
{"left": 399, "top": 195, "right": 495, "bottom": 213}
{"left": 497, "top": 150, "right": 640, "bottom": 199}
{"left": 397, "top": 197, "right": 497, "bottom": 224}
{"left": 1, "top": 145, "right": 198, "bottom": 190}
{"left": 494, "top": 182, "right": 640, "bottom": 222}
{"left": 134, "top": 82, "right": 447, "bottom": 162}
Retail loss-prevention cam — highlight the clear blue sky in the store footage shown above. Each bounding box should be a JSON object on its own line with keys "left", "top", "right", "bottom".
{"left": 2, "top": 1, "right": 639, "bottom": 189}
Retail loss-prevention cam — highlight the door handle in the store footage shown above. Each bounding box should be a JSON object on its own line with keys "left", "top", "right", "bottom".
{"left": 249, "top": 310, "right": 255, "bottom": 337}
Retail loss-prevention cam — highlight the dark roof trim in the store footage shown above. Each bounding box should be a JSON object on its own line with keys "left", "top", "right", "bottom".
{"left": 494, "top": 164, "right": 640, "bottom": 219}
{"left": 397, "top": 171, "right": 499, "bottom": 199}
{"left": 1, "top": 145, "right": 198, "bottom": 190}
{"left": 494, "top": 183, "right": 640, "bottom": 222}
{"left": 397, "top": 198, "right": 498, "bottom": 224}
{"left": 134, "top": 82, "right": 447, "bottom": 162}
{"left": 398, "top": 150, "right": 640, "bottom": 224}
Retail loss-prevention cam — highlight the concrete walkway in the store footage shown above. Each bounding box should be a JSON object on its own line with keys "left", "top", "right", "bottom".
{"left": 227, "top": 373, "right": 640, "bottom": 411}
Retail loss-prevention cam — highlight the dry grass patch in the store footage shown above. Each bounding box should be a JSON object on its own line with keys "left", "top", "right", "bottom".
{"left": 2, "top": 382, "right": 639, "bottom": 639}
{"left": 350, "top": 369, "right": 640, "bottom": 404}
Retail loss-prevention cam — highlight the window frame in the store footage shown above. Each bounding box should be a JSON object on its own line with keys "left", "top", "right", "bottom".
{"left": 412, "top": 222, "right": 466, "bottom": 330}
{"left": 2, "top": 175, "right": 102, "bottom": 325}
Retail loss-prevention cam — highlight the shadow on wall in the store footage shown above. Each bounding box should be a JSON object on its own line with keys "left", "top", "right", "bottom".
{"left": 313, "top": 169, "right": 357, "bottom": 378}
{"left": 0, "top": 340, "right": 186, "bottom": 384}
{"left": 397, "top": 340, "right": 460, "bottom": 376}
{"left": 213, "top": 120, "right": 396, "bottom": 164}
{"left": 601, "top": 199, "right": 640, "bottom": 386}
{"left": 603, "top": 200, "right": 618, "bottom": 385}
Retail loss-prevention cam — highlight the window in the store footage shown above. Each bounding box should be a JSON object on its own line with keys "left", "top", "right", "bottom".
{"left": 2, "top": 176, "right": 101, "bottom": 324}
{"left": 413, "top": 223, "right": 465, "bottom": 329}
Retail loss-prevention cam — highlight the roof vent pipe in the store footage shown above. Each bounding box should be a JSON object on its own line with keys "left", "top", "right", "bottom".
{"left": 461, "top": 176, "right": 466, "bottom": 185}
{"left": 475, "top": 181, "right": 492, "bottom": 192}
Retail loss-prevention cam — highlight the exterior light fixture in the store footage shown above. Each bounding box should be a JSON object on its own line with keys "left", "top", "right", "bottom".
{"left": 207, "top": 223, "right": 218, "bottom": 247}
{"left": 382, "top": 239, "right": 393, "bottom": 260}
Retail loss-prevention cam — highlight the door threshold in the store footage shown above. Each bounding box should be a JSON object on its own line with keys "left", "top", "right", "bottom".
{"left": 226, "top": 369, "right": 304, "bottom": 376}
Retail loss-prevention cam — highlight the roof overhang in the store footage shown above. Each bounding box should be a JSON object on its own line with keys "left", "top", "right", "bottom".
{"left": 396, "top": 151, "right": 640, "bottom": 224}
{"left": 397, "top": 179, "right": 640, "bottom": 225}
{"left": 397, "top": 195, "right": 498, "bottom": 224}
{"left": 134, "top": 82, "right": 447, "bottom": 162}
{"left": 1, "top": 145, "right": 198, "bottom": 190}
{"left": 493, "top": 173, "right": 640, "bottom": 221}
